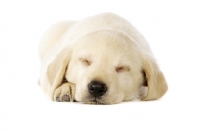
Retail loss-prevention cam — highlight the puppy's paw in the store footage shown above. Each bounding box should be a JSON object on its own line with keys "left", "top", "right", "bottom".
{"left": 53, "top": 82, "right": 75, "bottom": 102}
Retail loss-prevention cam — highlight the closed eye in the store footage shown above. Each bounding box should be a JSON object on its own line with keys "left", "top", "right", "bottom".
{"left": 79, "top": 58, "right": 91, "bottom": 66}
{"left": 115, "top": 66, "right": 130, "bottom": 73}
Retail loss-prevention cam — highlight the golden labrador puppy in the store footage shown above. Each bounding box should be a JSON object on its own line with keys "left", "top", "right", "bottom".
{"left": 38, "top": 13, "right": 168, "bottom": 104}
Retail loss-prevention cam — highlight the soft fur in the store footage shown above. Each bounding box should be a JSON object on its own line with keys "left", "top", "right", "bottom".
{"left": 38, "top": 13, "right": 168, "bottom": 104}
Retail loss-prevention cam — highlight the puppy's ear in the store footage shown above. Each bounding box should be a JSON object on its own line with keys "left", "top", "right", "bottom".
{"left": 141, "top": 55, "right": 168, "bottom": 101}
{"left": 42, "top": 47, "right": 72, "bottom": 100}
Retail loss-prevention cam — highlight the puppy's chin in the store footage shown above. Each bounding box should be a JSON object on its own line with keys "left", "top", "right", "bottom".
{"left": 83, "top": 100, "right": 105, "bottom": 105}
{"left": 82, "top": 100, "right": 114, "bottom": 105}
{"left": 76, "top": 94, "right": 124, "bottom": 105}
{"left": 76, "top": 96, "right": 109, "bottom": 105}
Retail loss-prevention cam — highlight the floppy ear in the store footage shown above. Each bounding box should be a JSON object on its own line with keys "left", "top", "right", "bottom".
{"left": 41, "top": 47, "right": 72, "bottom": 100}
{"left": 141, "top": 55, "right": 168, "bottom": 101}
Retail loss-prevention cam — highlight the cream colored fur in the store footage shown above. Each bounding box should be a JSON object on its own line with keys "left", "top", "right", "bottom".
{"left": 39, "top": 13, "right": 168, "bottom": 104}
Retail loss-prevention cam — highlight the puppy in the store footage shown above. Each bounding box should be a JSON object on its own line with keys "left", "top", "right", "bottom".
{"left": 38, "top": 13, "right": 168, "bottom": 104}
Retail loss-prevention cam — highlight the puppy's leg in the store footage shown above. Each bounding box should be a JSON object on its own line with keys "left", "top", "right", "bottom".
{"left": 54, "top": 82, "right": 76, "bottom": 102}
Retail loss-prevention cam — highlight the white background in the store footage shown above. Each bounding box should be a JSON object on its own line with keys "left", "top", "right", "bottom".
{"left": 0, "top": 0, "right": 200, "bottom": 132}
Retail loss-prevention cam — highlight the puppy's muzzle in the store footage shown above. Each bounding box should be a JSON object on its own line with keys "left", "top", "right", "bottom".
{"left": 88, "top": 81, "right": 107, "bottom": 97}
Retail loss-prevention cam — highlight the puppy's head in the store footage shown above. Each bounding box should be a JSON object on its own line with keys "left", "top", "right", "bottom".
{"left": 65, "top": 29, "right": 168, "bottom": 104}
{"left": 45, "top": 29, "right": 168, "bottom": 104}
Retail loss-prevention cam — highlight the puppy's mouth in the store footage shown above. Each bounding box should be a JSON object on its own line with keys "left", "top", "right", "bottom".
{"left": 84, "top": 101, "right": 103, "bottom": 105}
{"left": 83, "top": 98, "right": 106, "bottom": 105}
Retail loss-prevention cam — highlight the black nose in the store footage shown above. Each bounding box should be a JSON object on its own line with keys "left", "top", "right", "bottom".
{"left": 88, "top": 81, "right": 107, "bottom": 97}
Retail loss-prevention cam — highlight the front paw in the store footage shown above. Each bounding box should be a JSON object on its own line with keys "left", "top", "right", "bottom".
{"left": 53, "top": 82, "right": 76, "bottom": 102}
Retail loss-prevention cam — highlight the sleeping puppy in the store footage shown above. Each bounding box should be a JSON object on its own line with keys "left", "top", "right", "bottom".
{"left": 38, "top": 13, "right": 168, "bottom": 104}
